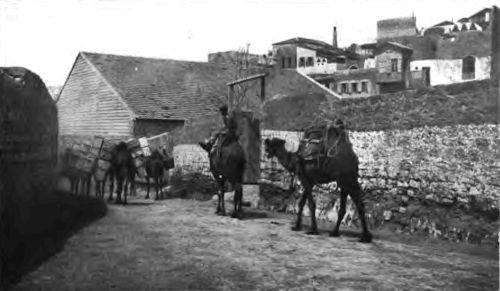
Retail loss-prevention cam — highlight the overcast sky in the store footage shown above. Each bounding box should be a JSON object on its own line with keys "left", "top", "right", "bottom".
{"left": 0, "top": 0, "right": 497, "bottom": 86}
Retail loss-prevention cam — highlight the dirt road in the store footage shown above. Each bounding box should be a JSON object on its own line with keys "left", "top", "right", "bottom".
{"left": 12, "top": 197, "right": 498, "bottom": 291}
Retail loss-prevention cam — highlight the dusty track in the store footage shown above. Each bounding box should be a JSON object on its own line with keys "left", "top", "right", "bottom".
{"left": 12, "top": 198, "right": 498, "bottom": 291}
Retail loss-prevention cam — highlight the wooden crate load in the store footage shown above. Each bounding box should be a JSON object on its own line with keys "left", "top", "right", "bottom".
{"left": 70, "top": 141, "right": 98, "bottom": 173}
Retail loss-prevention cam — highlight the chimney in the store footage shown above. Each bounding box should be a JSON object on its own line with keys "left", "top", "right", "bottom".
{"left": 332, "top": 26, "right": 338, "bottom": 48}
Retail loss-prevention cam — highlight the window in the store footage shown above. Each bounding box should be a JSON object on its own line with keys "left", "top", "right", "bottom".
{"left": 391, "top": 58, "right": 398, "bottom": 72}
{"left": 306, "top": 57, "right": 314, "bottom": 67}
{"left": 282, "top": 58, "right": 286, "bottom": 68}
{"left": 361, "top": 81, "right": 368, "bottom": 92}
{"left": 340, "top": 83, "right": 348, "bottom": 93}
{"left": 299, "top": 57, "right": 305, "bottom": 67}
{"left": 462, "top": 56, "right": 476, "bottom": 80}
{"left": 351, "top": 83, "right": 358, "bottom": 93}
{"left": 288, "top": 57, "right": 292, "bottom": 68}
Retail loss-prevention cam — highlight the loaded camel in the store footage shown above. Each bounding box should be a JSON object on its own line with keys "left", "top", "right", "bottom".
{"left": 107, "top": 142, "right": 136, "bottom": 205}
{"left": 144, "top": 148, "right": 175, "bottom": 200}
{"left": 264, "top": 119, "right": 372, "bottom": 243}
{"left": 199, "top": 105, "right": 246, "bottom": 219}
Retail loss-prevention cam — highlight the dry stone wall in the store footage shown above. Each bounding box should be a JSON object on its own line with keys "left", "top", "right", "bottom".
{"left": 260, "top": 126, "right": 499, "bottom": 244}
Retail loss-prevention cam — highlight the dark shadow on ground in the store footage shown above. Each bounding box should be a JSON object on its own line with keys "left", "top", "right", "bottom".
{"left": 1, "top": 191, "right": 107, "bottom": 289}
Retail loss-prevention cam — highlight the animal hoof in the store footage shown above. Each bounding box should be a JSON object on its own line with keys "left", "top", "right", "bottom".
{"left": 230, "top": 212, "right": 237, "bottom": 218}
{"left": 329, "top": 231, "right": 340, "bottom": 237}
{"left": 306, "top": 230, "right": 319, "bottom": 235}
{"left": 291, "top": 226, "right": 302, "bottom": 232}
{"left": 359, "top": 233, "right": 373, "bottom": 243}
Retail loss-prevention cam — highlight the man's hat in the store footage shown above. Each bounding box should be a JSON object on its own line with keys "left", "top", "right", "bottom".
{"left": 219, "top": 105, "right": 228, "bottom": 115}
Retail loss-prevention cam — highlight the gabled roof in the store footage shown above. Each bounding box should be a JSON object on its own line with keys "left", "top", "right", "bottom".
{"left": 360, "top": 43, "right": 377, "bottom": 50}
{"left": 469, "top": 7, "right": 491, "bottom": 18}
{"left": 80, "top": 52, "right": 239, "bottom": 120}
{"left": 432, "top": 20, "right": 454, "bottom": 27}
{"left": 374, "top": 42, "right": 413, "bottom": 55}
{"left": 272, "top": 37, "right": 334, "bottom": 49}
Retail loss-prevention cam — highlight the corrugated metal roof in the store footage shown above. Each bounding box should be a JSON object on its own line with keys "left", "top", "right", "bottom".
{"left": 82, "top": 52, "right": 237, "bottom": 120}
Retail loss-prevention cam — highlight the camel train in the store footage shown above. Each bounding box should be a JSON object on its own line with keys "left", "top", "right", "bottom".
{"left": 61, "top": 142, "right": 174, "bottom": 205}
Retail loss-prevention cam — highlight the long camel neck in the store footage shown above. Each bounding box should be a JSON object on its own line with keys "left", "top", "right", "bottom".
{"left": 275, "top": 145, "right": 297, "bottom": 173}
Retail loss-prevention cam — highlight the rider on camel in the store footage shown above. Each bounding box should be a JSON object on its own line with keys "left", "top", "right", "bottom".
{"left": 200, "top": 104, "right": 238, "bottom": 152}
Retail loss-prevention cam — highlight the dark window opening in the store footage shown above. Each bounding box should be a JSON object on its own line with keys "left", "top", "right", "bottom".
{"left": 391, "top": 58, "right": 398, "bottom": 72}
{"left": 306, "top": 57, "right": 314, "bottom": 67}
{"left": 288, "top": 57, "right": 292, "bottom": 68}
{"left": 361, "top": 81, "right": 368, "bottom": 92}
{"left": 341, "top": 83, "right": 348, "bottom": 93}
{"left": 351, "top": 83, "right": 358, "bottom": 93}
{"left": 462, "top": 56, "right": 475, "bottom": 80}
{"left": 299, "top": 57, "right": 305, "bottom": 67}
{"left": 282, "top": 58, "right": 286, "bottom": 68}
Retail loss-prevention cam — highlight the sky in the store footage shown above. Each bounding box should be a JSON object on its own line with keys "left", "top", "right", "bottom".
{"left": 0, "top": 0, "right": 497, "bottom": 86}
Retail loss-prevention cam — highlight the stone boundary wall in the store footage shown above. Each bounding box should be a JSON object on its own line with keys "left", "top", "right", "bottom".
{"left": 260, "top": 125, "right": 499, "bottom": 244}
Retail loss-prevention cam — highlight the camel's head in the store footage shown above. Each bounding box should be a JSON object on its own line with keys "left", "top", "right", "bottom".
{"left": 264, "top": 138, "right": 286, "bottom": 159}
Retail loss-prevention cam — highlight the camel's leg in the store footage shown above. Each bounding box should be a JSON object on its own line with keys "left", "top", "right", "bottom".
{"left": 219, "top": 179, "right": 226, "bottom": 216}
{"left": 101, "top": 180, "right": 106, "bottom": 199}
{"left": 146, "top": 176, "right": 151, "bottom": 199}
{"left": 123, "top": 179, "right": 128, "bottom": 205}
{"left": 235, "top": 183, "right": 244, "bottom": 219}
{"left": 86, "top": 176, "right": 91, "bottom": 197}
{"left": 231, "top": 183, "right": 244, "bottom": 219}
{"left": 115, "top": 177, "right": 123, "bottom": 204}
{"left": 108, "top": 173, "right": 114, "bottom": 202}
{"left": 349, "top": 183, "right": 372, "bottom": 243}
{"left": 75, "top": 179, "right": 80, "bottom": 195}
{"left": 215, "top": 179, "right": 222, "bottom": 214}
{"left": 154, "top": 176, "right": 159, "bottom": 200}
{"left": 95, "top": 179, "right": 100, "bottom": 198}
{"left": 330, "top": 188, "right": 347, "bottom": 237}
{"left": 159, "top": 174, "right": 164, "bottom": 200}
{"left": 306, "top": 192, "right": 319, "bottom": 235}
{"left": 292, "top": 185, "right": 309, "bottom": 231}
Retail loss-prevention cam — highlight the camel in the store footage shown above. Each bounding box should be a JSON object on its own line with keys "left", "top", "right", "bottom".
{"left": 199, "top": 137, "right": 246, "bottom": 219}
{"left": 89, "top": 157, "right": 108, "bottom": 199}
{"left": 264, "top": 120, "right": 372, "bottom": 243}
{"left": 144, "top": 149, "right": 174, "bottom": 200}
{"left": 60, "top": 148, "right": 88, "bottom": 195}
{"left": 107, "top": 142, "right": 136, "bottom": 205}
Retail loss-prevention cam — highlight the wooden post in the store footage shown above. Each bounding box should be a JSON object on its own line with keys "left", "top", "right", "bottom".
{"left": 260, "top": 76, "right": 266, "bottom": 102}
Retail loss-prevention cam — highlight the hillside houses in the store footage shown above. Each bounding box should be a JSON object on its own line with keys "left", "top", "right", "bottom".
{"left": 269, "top": 5, "right": 497, "bottom": 99}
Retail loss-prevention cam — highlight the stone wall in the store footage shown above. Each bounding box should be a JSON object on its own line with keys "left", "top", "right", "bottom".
{"left": 259, "top": 126, "right": 499, "bottom": 244}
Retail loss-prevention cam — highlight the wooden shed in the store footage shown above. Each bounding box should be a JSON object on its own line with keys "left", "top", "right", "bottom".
{"left": 56, "top": 52, "right": 236, "bottom": 148}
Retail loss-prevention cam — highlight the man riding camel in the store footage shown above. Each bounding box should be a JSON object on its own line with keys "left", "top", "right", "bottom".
{"left": 199, "top": 104, "right": 238, "bottom": 153}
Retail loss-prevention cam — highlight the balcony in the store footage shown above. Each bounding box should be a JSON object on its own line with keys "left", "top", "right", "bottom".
{"left": 376, "top": 71, "right": 403, "bottom": 83}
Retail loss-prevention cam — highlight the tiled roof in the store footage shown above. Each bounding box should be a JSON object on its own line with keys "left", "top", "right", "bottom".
{"left": 82, "top": 52, "right": 237, "bottom": 120}
{"left": 273, "top": 37, "right": 360, "bottom": 60}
